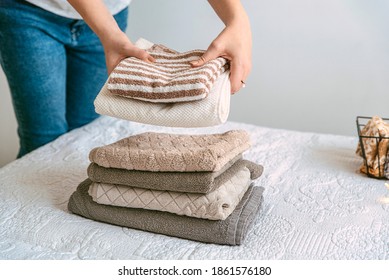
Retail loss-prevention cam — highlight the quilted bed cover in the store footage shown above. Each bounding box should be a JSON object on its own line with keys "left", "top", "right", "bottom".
{"left": 0, "top": 116, "right": 388, "bottom": 260}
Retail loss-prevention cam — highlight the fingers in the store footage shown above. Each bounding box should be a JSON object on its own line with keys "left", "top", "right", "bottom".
{"left": 229, "top": 60, "right": 248, "bottom": 94}
{"left": 132, "top": 48, "right": 155, "bottom": 63}
{"left": 190, "top": 42, "right": 221, "bottom": 67}
{"left": 192, "top": 51, "right": 249, "bottom": 94}
{"left": 106, "top": 47, "right": 155, "bottom": 74}
{"left": 189, "top": 40, "right": 250, "bottom": 94}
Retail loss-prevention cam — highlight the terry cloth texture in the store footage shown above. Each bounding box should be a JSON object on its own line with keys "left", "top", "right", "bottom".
{"left": 94, "top": 39, "right": 231, "bottom": 128}
{"left": 88, "top": 167, "right": 251, "bottom": 220}
{"left": 356, "top": 116, "right": 389, "bottom": 178}
{"left": 89, "top": 130, "right": 251, "bottom": 172}
{"left": 68, "top": 179, "right": 265, "bottom": 245}
{"left": 107, "top": 44, "right": 229, "bottom": 103}
{"left": 87, "top": 158, "right": 263, "bottom": 194}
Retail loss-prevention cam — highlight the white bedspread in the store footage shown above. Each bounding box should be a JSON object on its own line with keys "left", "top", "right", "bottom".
{"left": 0, "top": 117, "right": 388, "bottom": 260}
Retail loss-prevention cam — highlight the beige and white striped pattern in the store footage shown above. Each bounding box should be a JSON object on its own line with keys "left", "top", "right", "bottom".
{"left": 107, "top": 44, "right": 229, "bottom": 103}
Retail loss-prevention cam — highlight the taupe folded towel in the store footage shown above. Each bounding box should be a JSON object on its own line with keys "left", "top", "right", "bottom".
{"left": 89, "top": 130, "right": 251, "bottom": 172}
{"left": 87, "top": 158, "right": 263, "bottom": 193}
{"left": 88, "top": 167, "right": 251, "bottom": 220}
{"left": 107, "top": 43, "right": 229, "bottom": 103}
{"left": 68, "top": 179, "right": 264, "bottom": 245}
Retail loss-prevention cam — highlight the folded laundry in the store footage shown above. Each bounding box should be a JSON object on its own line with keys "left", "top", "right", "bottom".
{"left": 95, "top": 72, "right": 230, "bottom": 128}
{"left": 68, "top": 179, "right": 264, "bottom": 245}
{"left": 94, "top": 39, "right": 231, "bottom": 128}
{"left": 356, "top": 116, "right": 389, "bottom": 177}
{"left": 87, "top": 158, "right": 263, "bottom": 193}
{"left": 88, "top": 167, "right": 251, "bottom": 220}
{"left": 107, "top": 43, "right": 229, "bottom": 103}
{"left": 89, "top": 130, "right": 251, "bottom": 172}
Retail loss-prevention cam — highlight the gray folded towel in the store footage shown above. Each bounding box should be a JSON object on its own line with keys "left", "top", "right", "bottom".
{"left": 68, "top": 179, "right": 264, "bottom": 245}
{"left": 87, "top": 158, "right": 263, "bottom": 193}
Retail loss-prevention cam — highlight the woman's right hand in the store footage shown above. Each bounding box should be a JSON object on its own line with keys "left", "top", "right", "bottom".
{"left": 67, "top": 0, "right": 155, "bottom": 74}
{"left": 101, "top": 30, "right": 155, "bottom": 74}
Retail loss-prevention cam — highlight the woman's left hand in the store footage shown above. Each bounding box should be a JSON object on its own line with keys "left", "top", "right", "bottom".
{"left": 190, "top": 20, "right": 252, "bottom": 94}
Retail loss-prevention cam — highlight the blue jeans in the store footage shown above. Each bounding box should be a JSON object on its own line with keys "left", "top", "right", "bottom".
{"left": 0, "top": 0, "right": 128, "bottom": 157}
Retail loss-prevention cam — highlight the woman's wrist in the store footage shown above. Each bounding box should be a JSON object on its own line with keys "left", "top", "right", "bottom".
{"left": 99, "top": 28, "right": 130, "bottom": 49}
{"left": 208, "top": 0, "right": 248, "bottom": 25}
{"left": 224, "top": 12, "right": 250, "bottom": 30}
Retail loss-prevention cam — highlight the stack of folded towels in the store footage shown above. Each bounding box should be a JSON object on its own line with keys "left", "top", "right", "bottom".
{"left": 68, "top": 130, "right": 265, "bottom": 245}
{"left": 94, "top": 38, "right": 232, "bottom": 128}
{"left": 69, "top": 39, "right": 265, "bottom": 245}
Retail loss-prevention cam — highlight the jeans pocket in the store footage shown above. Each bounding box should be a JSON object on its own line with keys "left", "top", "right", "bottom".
{"left": 114, "top": 7, "right": 129, "bottom": 32}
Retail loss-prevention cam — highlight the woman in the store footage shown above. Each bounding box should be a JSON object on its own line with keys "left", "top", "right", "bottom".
{"left": 0, "top": 0, "right": 252, "bottom": 157}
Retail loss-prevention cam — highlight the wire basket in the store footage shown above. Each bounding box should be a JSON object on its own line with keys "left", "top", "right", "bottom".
{"left": 356, "top": 116, "right": 389, "bottom": 179}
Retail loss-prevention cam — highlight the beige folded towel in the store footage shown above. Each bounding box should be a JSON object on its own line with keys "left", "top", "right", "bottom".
{"left": 107, "top": 44, "right": 229, "bottom": 103}
{"left": 88, "top": 167, "right": 251, "bottom": 220}
{"left": 89, "top": 130, "right": 251, "bottom": 172}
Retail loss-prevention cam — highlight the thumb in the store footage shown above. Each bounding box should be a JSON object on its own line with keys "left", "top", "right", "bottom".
{"left": 132, "top": 47, "right": 155, "bottom": 63}
{"left": 190, "top": 43, "right": 221, "bottom": 67}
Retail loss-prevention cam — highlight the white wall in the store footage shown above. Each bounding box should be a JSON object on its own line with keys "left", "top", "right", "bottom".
{"left": 0, "top": 70, "right": 18, "bottom": 167}
{"left": 1, "top": 0, "right": 389, "bottom": 167}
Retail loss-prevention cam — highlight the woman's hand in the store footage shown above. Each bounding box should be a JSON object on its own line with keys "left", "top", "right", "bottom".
{"left": 101, "top": 30, "right": 155, "bottom": 74}
{"left": 190, "top": 0, "right": 252, "bottom": 94}
{"left": 67, "top": 0, "right": 154, "bottom": 74}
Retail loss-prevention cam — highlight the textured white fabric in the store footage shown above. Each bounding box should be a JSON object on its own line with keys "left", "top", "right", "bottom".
{"left": 25, "top": 0, "right": 131, "bottom": 19}
{"left": 95, "top": 74, "right": 230, "bottom": 127}
{"left": 88, "top": 167, "right": 251, "bottom": 220}
{"left": 0, "top": 117, "right": 388, "bottom": 259}
{"left": 94, "top": 39, "right": 231, "bottom": 128}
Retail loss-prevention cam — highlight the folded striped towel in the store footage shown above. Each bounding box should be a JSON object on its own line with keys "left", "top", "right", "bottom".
{"left": 107, "top": 42, "right": 229, "bottom": 103}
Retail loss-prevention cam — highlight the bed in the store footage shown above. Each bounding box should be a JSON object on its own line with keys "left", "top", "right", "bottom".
{"left": 0, "top": 116, "right": 388, "bottom": 260}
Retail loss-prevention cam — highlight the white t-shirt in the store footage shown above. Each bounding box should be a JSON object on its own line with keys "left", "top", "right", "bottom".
{"left": 25, "top": 0, "right": 132, "bottom": 19}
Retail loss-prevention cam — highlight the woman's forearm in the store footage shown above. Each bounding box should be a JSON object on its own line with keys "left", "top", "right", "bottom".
{"left": 197, "top": 0, "right": 252, "bottom": 93}
{"left": 207, "top": 0, "right": 250, "bottom": 27}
